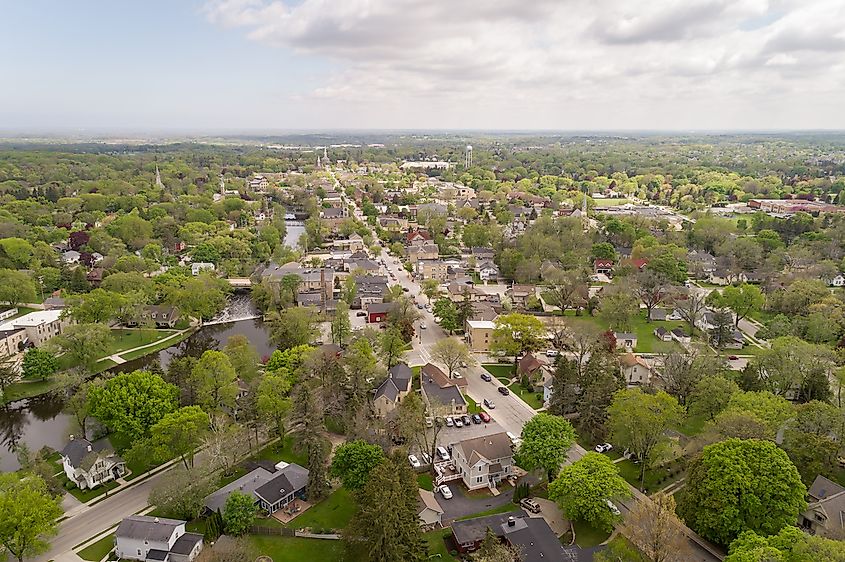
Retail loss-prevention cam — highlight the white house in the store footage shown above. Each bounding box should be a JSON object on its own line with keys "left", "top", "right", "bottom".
{"left": 191, "top": 262, "right": 215, "bottom": 276}
{"left": 543, "top": 378, "right": 554, "bottom": 407}
{"left": 613, "top": 332, "right": 637, "bottom": 351}
{"left": 477, "top": 261, "right": 500, "bottom": 282}
{"left": 61, "top": 437, "right": 126, "bottom": 490}
{"left": 620, "top": 353, "right": 652, "bottom": 386}
{"left": 61, "top": 250, "right": 81, "bottom": 264}
{"left": 0, "top": 309, "right": 73, "bottom": 347}
{"left": 448, "top": 432, "right": 514, "bottom": 491}
{"left": 115, "top": 515, "right": 203, "bottom": 562}
{"left": 831, "top": 274, "right": 845, "bottom": 288}
{"left": 417, "top": 489, "right": 444, "bottom": 528}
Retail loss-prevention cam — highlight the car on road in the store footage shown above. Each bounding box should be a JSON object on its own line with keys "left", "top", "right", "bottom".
{"left": 420, "top": 323, "right": 427, "bottom": 329}
{"left": 416, "top": 303, "right": 424, "bottom": 309}
{"left": 408, "top": 454, "right": 421, "bottom": 468}
{"left": 471, "top": 414, "right": 482, "bottom": 424}
{"left": 483, "top": 398, "right": 495, "bottom": 409}
{"left": 445, "top": 416, "right": 454, "bottom": 427}
{"left": 356, "top": 311, "right": 367, "bottom": 317}
{"left": 462, "top": 415, "right": 472, "bottom": 426}
{"left": 498, "top": 386, "right": 510, "bottom": 396}
{"left": 480, "top": 373, "right": 492, "bottom": 382}
{"left": 479, "top": 411, "right": 491, "bottom": 423}
{"left": 520, "top": 498, "right": 542, "bottom": 513}
{"left": 454, "top": 417, "right": 463, "bottom": 427}
{"left": 545, "top": 349, "right": 559, "bottom": 357}
{"left": 402, "top": 287, "right": 410, "bottom": 292}
{"left": 436, "top": 446, "right": 450, "bottom": 461}
{"left": 728, "top": 355, "right": 739, "bottom": 360}
{"left": 439, "top": 485, "right": 453, "bottom": 499}
{"left": 595, "top": 443, "right": 613, "bottom": 453}
{"left": 453, "top": 371, "right": 462, "bottom": 379}
{"left": 605, "top": 499, "right": 621, "bottom": 516}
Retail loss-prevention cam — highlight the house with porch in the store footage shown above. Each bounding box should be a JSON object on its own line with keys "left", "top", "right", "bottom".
{"left": 60, "top": 436, "right": 126, "bottom": 490}
{"left": 115, "top": 515, "right": 203, "bottom": 562}
{"left": 446, "top": 432, "right": 514, "bottom": 491}
{"left": 253, "top": 462, "right": 310, "bottom": 514}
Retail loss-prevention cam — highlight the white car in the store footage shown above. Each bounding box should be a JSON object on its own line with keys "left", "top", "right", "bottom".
{"left": 453, "top": 371, "right": 463, "bottom": 379}
{"left": 436, "top": 446, "right": 450, "bottom": 461}
{"left": 420, "top": 323, "right": 427, "bottom": 329}
{"left": 439, "top": 485, "right": 453, "bottom": 499}
{"left": 545, "top": 349, "right": 559, "bottom": 357}
{"left": 408, "top": 454, "right": 421, "bottom": 468}
{"left": 445, "top": 416, "right": 454, "bottom": 427}
{"left": 454, "top": 417, "right": 463, "bottom": 428}
{"left": 595, "top": 443, "right": 613, "bottom": 453}
{"left": 483, "top": 398, "right": 496, "bottom": 409}
{"left": 605, "top": 499, "right": 621, "bottom": 516}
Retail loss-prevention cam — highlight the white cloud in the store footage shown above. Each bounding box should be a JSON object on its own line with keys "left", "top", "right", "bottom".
{"left": 203, "top": 0, "right": 845, "bottom": 128}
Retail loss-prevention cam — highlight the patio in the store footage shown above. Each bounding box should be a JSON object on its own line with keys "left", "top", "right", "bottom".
{"left": 270, "top": 499, "right": 314, "bottom": 524}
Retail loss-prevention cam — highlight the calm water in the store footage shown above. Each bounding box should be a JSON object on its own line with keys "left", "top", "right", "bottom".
{"left": 0, "top": 316, "right": 273, "bottom": 472}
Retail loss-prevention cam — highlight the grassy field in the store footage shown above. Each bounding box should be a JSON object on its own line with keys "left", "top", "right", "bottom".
{"left": 417, "top": 473, "right": 434, "bottom": 491}
{"left": 508, "top": 383, "right": 544, "bottom": 410}
{"left": 62, "top": 479, "right": 120, "bottom": 503}
{"left": 675, "top": 412, "right": 708, "bottom": 437}
{"left": 249, "top": 536, "right": 344, "bottom": 562}
{"left": 424, "top": 529, "right": 459, "bottom": 561}
{"left": 284, "top": 487, "right": 356, "bottom": 531}
{"left": 456, "top": 503, "right": 518, "bottom": 520}
{"left": 571, "top": 519, "right": 612, "bottom": 547}
{"left": 104, "top": 329, "right": 177, "bottom": 356}
{"left": 466, "top": 395, "right": 481, "bottom": 414}
{"left": 616, "top": 459, "right": 685, "bottom": 494}
{"left": 77, "top": 533, "right": 114, "bottom": 562}
{"left": 561, "top": 311, "right": 686, "bottom": 354}
{"left": 482, "top": 364, "right": 515, "bottom": 379}
{"left": 117, "top": 329, "right": 192, "bottom": 361}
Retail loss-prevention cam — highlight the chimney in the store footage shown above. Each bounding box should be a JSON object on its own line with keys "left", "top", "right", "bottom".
{"left": 507, "top": 516, "right": 515, "bottom": 527}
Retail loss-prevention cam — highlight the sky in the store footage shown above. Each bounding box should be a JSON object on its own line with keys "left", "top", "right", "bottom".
{"left": 1, "top": 0, "right": 844, "bottom": 132}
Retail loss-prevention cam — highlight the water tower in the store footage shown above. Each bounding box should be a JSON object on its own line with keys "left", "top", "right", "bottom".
{"left": 465, "top": 145, "right": 473, "bottom": 168}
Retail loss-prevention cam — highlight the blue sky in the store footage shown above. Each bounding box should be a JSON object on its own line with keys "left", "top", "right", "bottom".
{"left": 2, "top": 0, "right": 844, "bottom": 132}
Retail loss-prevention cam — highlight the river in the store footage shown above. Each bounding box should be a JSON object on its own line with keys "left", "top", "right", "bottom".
{"left": 0, "top": 313, "right": 274, "bottom": 472}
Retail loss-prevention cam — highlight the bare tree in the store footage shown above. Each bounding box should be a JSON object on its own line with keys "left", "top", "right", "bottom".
{"left": 204, "top": 414, "right": 246, "bottom": 476}
{"left": 431, "top": 338, "right": 474, "bottom": 379}
{"left": 635, "top": 269, "right": 670, "bottom": 322}
{"left": 620, "top": 493, "right": 692, "bottom": 562}
{"left": 675, "top": 290, "right": 707, "bottom": 335}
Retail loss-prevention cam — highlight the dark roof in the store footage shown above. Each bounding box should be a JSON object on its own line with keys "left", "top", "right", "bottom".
{"left": 367, "top": 302, "right": 395, "bottom": 314}
{"left": 170, "top": 533, "right": 204, "bottom": 555}
{"left": 809, "top": 475, "right": 845, "bottom": 501}
{"left": 452, "top": 511, "right": 522, "bottom": 545}
{"left": 146, "top": 550, "right": 168, "bottom": 561}
{"left": 204, "top": 467, "right": 276, "bottom": 513}
{"left": 421, "top": 377, "right": 466, "bottom": 408}
{"left": 254, "top": 463, "right": 309, "bottom": 505}
{"left": 61, "top": 437, "right": 115, "bottom": 469}
{"left": 500, "top": 516, "right": 571, "bottom": 562}
{"left": 389, "top": 362, "right": 413, "bottom": 384}
{"left": 116, "top": 515, "right": 184, "bottom": 541}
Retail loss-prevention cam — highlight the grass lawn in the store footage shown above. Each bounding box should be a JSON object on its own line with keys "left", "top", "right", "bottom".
{"left": 417, "top": 473, "right": 434, "bottom": 491}
{"left": 62, "top": 479, "right": 120, "bottom": 503}
{"left": 466, "top": 395, "right": 481, "bottom": 414}
{"left": 284, "top": 487, "right": 356, "bottom": 531}
{"left": 616, "top": 459, "right": 685, "bottom": 494}
{"left": 117, "top": 329, "right": 192, "bottom": 361}
{"left": 571, "top": 519, "right": 611, "bottom": 547}
{"left": 249, "top": 536, "right": 344, "bottom": 562}
{"left": 508, "top": 383, "right": 544, "bottom": 410}
{"left": 104, "top": 329, "right": 176, "bottom": 356}
{"left": 77, "top": 533, "right": 115, "bottom": 562}
{"left": 483, "top": 364, "right": 515, "bottom": 379}
{"left": 675, "top": 413, "right": 708, "bottom": 437}
{"left": 561, "top": 312, "right": 687, "bottom": 354}
{"left": 424, "top": 529, "right": 459, "bottom": 561}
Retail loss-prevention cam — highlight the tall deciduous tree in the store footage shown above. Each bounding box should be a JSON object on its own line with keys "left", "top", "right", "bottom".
{"left": 331, "top": 300, "right": 352, "bottom": 348}
{"left": 719, "top": 284, "right": 764, "bottom": 327}
{"left": 679, "top": 438, "right": 807, "bottom": 546}
{"left": 0, "top": 269, "right": 37, "bottom": 309}
{"left": 378, "top": 327, "right": 406, "bottom": 369}
{"left": 330, "top": 440, "right": 386, "bottom": 491}
{"left": 0, "top": 473, "right": 63, "bottom": 562}
{"left": 21, "top": 348, "right": 59, "bottom": 381}
{"left": 50, "top": 322, "right": 114, "bottom": 372}
{"left": 635, "top": 269, "right": 670, "bottom": 322}
{"left": 430, "top": 338, "right": 474, "bottom": 379}
{"left": 223, "top": 491, "right": 257, "bottom": 536}
{"left": 515, "top": 413, "right": 576, "bottom": 481}
{"left": 145, "top": 406, "right": 209, "bottom": 470}
{"left": 223, "top": 335, "right": 260, "bottom": 384}
{"left": 608, "top": 389, "right": 683, "bottom": 491}
{"left": 689, "top": 376, "right": 739, "bottom": 421}
{"left": 549, "top": 452, "right": 631, "bottom": 532}
{"left": 191, "top": 350, "right": 238, "bottom": 412}
{"left": 88, "top": 370, "right": 179, "bottom": 441}
{"left": 491, "top": 313, "right": 546, "bottom": 359}
{"left": 267, "top": 306, "right": 321, "bottom": 351}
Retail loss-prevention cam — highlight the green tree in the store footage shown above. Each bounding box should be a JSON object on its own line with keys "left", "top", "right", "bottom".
{"left": 378, "top": 327, "right": 406, "bottom": 369}
{"left": 330, "top": 440, "right": 386, "bottom": 491}
{"left": 21, "top": 348, "right": 59, "bottom": 381}
{"left": 0, "top": 473, "right": 63, "bottom": 562}
{"left": 780, "top": 401, "right": 844, "bottom": 485}
{"left": 620, "top": 493, "right": 691, "bottom": 562}
{"left": 223, "top": 335, "right": 260, "bottom": 384}
{"left": 515, "top": 413, "right": 576, "bottom": 481}
{"left": 720, "top": 284, "right": 764, "bottom": 327}
{"left": 344, "top": 452, "right": 426, "bottom": 562}
{"left": 679, "top": 438, "right": 807, "bottom": 546}
{"left": 0, "top": 269, "right": 37, "bottom": 308}
{"left": 549, "top": 452, "right": 631, "bottom": 532}
{"left": 725, "top": 526, "right": 845, "bottom": 561}
{"left": 421, "top": 279, "right": 441, "bottom": 304}
{"left": 331, "top": 301, "right": 352, "bottom": 348}
{"left": 145, "top": 406, "right": 209, "bottom": 470}
{"left": 88, "top": 370, "right": 178, "bottom": 440}
{"left": 267, "top": 306, "right": 321, "bottom": 350}
{"left": 265, "top": 344, "right": 313, "bottom": 374}
{"left": 65, "top": 288, "right": 121, "bottom": 323}
{"left": 724, "top": 391, "right": 793, "bottom": 436}
{"left": 689, "top": 376, "right": 740, "bottom": 421}
{"left": 599, "top": 291, "right": 639, "bottom": 331}
{"left": 709, "top": 309, "right": 735, "bottom": 350}
{"left": 223, "top": 491, "right": 257, "bottom": 536}
{"left": 472, "top": 528, "right": 522, "bottom": 561}
{"left": 257, "top": 369, "right": 293, "bottom": 436}
{"left": 608, "top": 389, "right": 683, "bottom": 491}
{"left": 50, "top": 323, "right": 114, "bottom": 372}
{"left": 149, "top": 467, "right": 217, "bottom": 521}
{"left": 432, "top": 297, "right": 459, "bottom": 333}
{"left": 191, "top": 350, "right": 238, "bottom": 412}
{"left": 491, "top": 313, "right": 546, "bottom": 359}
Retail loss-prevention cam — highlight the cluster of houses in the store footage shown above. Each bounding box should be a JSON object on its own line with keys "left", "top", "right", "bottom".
{"left": 0, "top": 308, "right": 73, "bottom": 374}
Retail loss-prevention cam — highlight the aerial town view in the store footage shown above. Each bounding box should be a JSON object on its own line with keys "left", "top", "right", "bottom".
{"left": 1, "top": 2, "right": 845, "bottom": 562}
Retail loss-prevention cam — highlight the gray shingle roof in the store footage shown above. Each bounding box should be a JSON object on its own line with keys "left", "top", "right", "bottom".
{"left": 116, "top": 515, "right": 184, "bottom": 542}
{"left": 254, "top": 463, "right": 309, "bottom": 505}
{"left": 61, "top": 438, "right": 118, "bottom": 469}
{"left": 204, "top": 467, "right": 276, "bottom": 513}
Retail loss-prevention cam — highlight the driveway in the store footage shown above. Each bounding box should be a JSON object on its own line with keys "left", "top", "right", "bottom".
{"left": 437, "top": 482, "right": 518, "bottom": 523}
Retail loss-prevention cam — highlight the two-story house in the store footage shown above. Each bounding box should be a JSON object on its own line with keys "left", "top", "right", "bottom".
{"left": 800, "top": 475, "right": 845, "bottom": 538}
{"left": 450, "top": 432, "right": 514, "bottom": 491}
{"left": 416, "top": 259, "right": 449, "bottom": 281}
{"left": 619, "top": 353, "right": 652, "bottom": 386}
{"left": 115, "top": 515, "right": 203, "bottom": 562}
{"left": 506, "top": 285, "right": 535, "bottom": 309}
{"left": 420, "top": 363, "right": 467, "bottom": 415}
{"left": 373, "top": 363, "right": 414, "bottom": 417}
{"left": 407, "top": 242, "right": 439, "bottom": 264}
{"left": 60, "top": 436, "right": 127, "bottom": 490}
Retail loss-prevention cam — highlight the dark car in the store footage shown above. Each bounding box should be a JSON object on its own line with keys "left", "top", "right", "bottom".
{"left": 480, "top": 373, "right": 492, "bottom": 382}
{"left": 471, "top": 414, "right": 482, "bottom": 424}
{"left": 462, "top": 415, "right": 472, "bottom": 426}
{"left": 498, "top": 386, "right": 510, "bottom": 396}
{"left": 356, "top": 311, "right": 367, "bottom": 317}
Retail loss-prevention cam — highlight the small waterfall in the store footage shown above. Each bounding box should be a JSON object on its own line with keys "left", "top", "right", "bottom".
{"left": 205, "top": 294, "right": 262, "bottom": 326}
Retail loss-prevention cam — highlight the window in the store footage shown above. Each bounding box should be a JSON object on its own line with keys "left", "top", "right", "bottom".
{"left": 476, "top": 477, "right": 483, "bottom": 483}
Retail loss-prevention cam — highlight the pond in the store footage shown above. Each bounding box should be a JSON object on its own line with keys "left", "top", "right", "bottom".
{"left": 0, "top": 315, "right": 274, "bottom": 472}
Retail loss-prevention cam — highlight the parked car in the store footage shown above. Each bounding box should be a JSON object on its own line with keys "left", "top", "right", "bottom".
{"left": 728, "top": 355, "right": 739, "bottom": 360}
{"left": 416, "top": 303, "right": 424, "bottom": 309}
{"left": 454, "top": 417, "right": 463, "bottom": 427}
{"left": 479, "top": 411, "right": 491, "bottom": 423}
{"left": 483, "top": 399, "right": 495, "bottom": 409}
{"left": 545, "top": 349, "right": 559, "bottom": 357}
{"left": 436, "top": 446, "right": 450, "bottom": 461}
{"left": 453, "top": 371, "right": 462, "bottom": 379}
{"left": 471, "top": 414, "right": 482, "bottom": 424}
{"left": 520, "top": 498, "right": 542, "bottom": 513}
{"left": 356, "top": 311, "right": 367, "bottom": 317}
{"left": 445, "top": 417, "right": 454, "bottom": 427}
{"left": 595, "top": 443, "right": 613, "bottom": 453}
{"left": 498, "top": 386, "right": 510, "bottom": 396}
{"left": 461, "top": 415, "right": 472, "bottom": 426}
{"left": 402, "top": 287, "right": 410, "bottom": 292}
{"left": 481, "top": 373, "right": 492, "bottom": 382}
{"left": 408, "top": 454, "right": 421, "bottom": 468}
{"left": 605, "top": 499, "right": 621, "bottom": 516}
{"left": 439, "top": 485, "right": 453, "bottom": 499}
{"left": 420, "top": 323, "right": 427, "bottom": 329}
